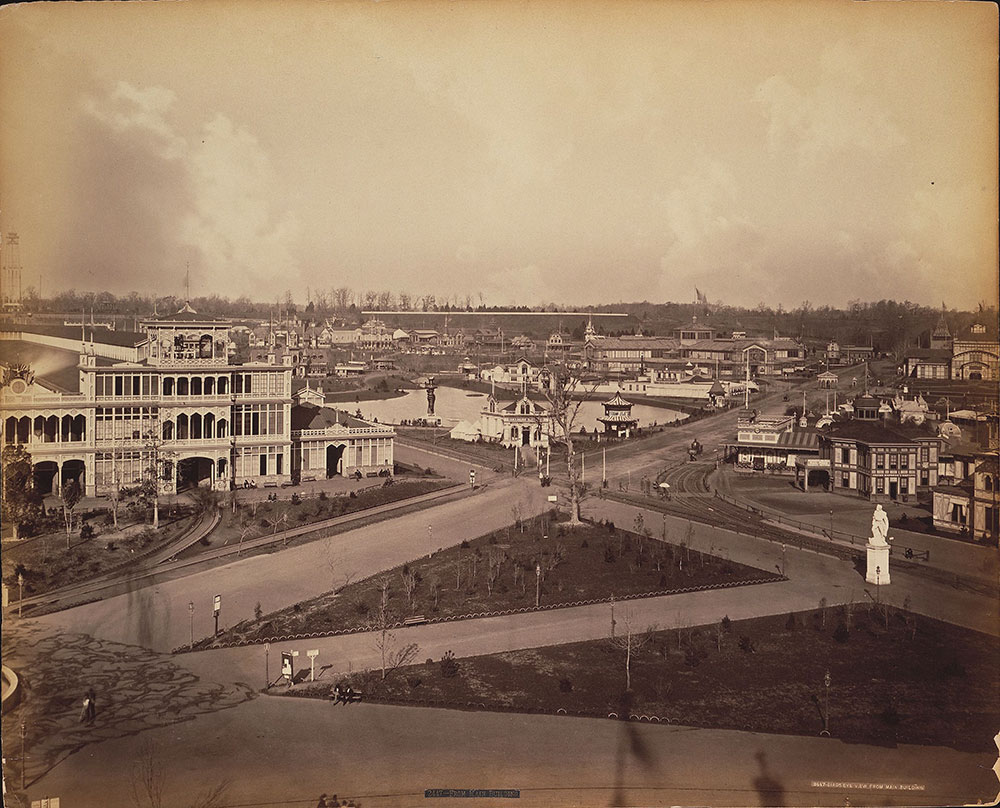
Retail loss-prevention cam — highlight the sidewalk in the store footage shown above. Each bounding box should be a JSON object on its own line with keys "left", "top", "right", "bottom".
{"left": 22, "top": 677, "right": 998, "bottom": 808}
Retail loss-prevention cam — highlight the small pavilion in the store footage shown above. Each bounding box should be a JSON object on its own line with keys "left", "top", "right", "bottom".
{"left": 598, "top": 392, "right": 638, "bottom": 440}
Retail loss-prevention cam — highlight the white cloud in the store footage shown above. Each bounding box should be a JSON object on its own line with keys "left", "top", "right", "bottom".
{"left": 82, "top": 82, "right": 301, "bottom": 296}
{"left": 756, "top": 42, "right": 906, "bottom": 165}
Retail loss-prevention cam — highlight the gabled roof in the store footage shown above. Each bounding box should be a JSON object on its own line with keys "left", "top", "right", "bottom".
{"left": 290, "top": 403, "right": 373, "bottom": 431}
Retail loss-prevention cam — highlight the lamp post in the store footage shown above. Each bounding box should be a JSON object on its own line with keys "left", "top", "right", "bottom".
{"left": 188, "top": 601, "right": 194, "bottom": 648}
{"left": 829, "top": 509, "right": 834, "bottom": 540}
{"left": 821, "top": 671, "right": 831, "bottom": 736}
{"left": 610, "top": 592, "right": 616, "bottom": 638}
{"left": 21, "top": 720, "right": 26, "bottom": 789}
{"left": 535, "top": 563, "right": 541, "bottom": 608}
{"left": 17, "top": 572, "right": 24, "bottom": 618}
{"left": 781, "top": 543, "right": 786, "bottom": 576}
{"left": 265, "top": 642, "right": 270, "bottom": 689}
{"left": 875, "top": 566, "right": 881, "bottom": 605}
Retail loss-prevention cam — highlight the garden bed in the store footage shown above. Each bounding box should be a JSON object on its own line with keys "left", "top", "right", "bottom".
{"left": 2, "top": 511, "right": 197, "bottom": 598}
{"left": 298, "top": 605, "right": 1000, "bottom": 753}
{"left": 196, "top": 514, "right": 779, "bottom": 649}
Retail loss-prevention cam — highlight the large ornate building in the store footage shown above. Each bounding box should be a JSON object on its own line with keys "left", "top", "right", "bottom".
{"left": 2, "top": 305, "right": 294, "bottom": 497}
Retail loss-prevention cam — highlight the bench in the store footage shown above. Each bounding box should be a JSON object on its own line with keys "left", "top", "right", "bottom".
{"left": 329, "top": 689, "right": 363, "bottom": 704}
{"left": 403, "top": 615, "right": 427, "bottom": 626}
{"left": 263, "top": 480, "right": 279, "bottom": 488}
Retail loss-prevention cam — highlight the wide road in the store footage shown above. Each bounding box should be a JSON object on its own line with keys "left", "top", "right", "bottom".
{"left": 30, "top": 475, "right": 552, "bottom": 653}
{"left": 29, "top": 697, "right": 998, "bottom": 808}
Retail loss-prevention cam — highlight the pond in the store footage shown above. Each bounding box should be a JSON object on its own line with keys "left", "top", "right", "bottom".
{"left": 344, "top": 386, "right": 687, "bottom": 430}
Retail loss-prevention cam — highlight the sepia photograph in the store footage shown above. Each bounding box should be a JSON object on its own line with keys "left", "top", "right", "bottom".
{"left": 0, "top": 1, "right": 997, "bottom": 806}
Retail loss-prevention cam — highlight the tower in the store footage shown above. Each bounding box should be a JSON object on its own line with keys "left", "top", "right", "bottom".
{"left": 2, "top": 232, "right": 23, "bottom": 311}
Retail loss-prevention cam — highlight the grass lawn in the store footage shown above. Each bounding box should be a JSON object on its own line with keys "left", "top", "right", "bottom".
{"left": 198, "top": 514, "right": 780, "bottom": 649}
{"left": 2, "top": 510, "right": 197, "bottom": 597}
{"left": 187, "top": 479, "right": 453, "bottom": 559}
{"left": 299, "top": 606, "right": 999, "bottom": 753}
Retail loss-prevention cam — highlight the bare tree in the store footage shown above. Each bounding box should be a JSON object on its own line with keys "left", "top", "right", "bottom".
{"left": 130, "top": 738, "right": 165, "bottom": 808}
{"left": 61, "top": 478, "right": 82, "bottom": 545}
{"left": 398, "top": 291, "right": 412, "bottom": 311}
{"left": 370, "top": 576, "right": 419, "bottom": 680}
{"left": 608, "top": 610, "right": 654, "bottom": 691}
{"left": 539, "top": 364, "right": 603, "bottom": 525}
{"left": 400, "top": 565, "right": 418, "bottom": 607}
{"left": 486, "top": 546, "right": 504, "bottom": 597}
{"left": 130, "top": 737, "right": 230, "bottom": 808}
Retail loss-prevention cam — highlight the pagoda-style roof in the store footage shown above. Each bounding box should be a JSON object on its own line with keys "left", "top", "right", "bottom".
{"left": 603, "top": 392, "right": 633, "bottom": 409}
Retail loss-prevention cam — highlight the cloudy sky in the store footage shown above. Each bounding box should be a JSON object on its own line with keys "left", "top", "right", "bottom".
{"left": 0, "top": 0, "right": 996, "bottom": 309}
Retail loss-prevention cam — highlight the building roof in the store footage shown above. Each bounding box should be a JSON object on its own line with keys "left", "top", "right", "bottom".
{"left": 974, "top": 457, "right": 999, "bottom": 475}
{"left": 0, "top": 339, "right": 83, "bottom": 393}
{"left": 1, "top": 323, "right": 147, "bottom": 348}
{"left": 904, "top": 348, "right": 952, "bottom": 361}
{"left": 603, "top": 392, "right": 632, "bottom": 408}
{"left": 290, "top": 403, "right": 373, "bottom": 431}
{"left": 827, "top": 421, "right": 915, "bottom": 445}
{"left": 776, "top": 429, "right": 821, "bottom": 449}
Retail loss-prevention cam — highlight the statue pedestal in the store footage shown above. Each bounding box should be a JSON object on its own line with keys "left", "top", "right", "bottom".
{"left": 866, "top": 542, "right": 890, "bottom": 585}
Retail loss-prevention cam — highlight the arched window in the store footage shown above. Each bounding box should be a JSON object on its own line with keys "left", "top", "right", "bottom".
{"left": 177, "top": 414, "right": 189, "bottom": 440}
{"left": 217, "top": 458, "right": 227, "bottom": 478}
{"left": 5, "top": 416, "right": 16, "bottom": 443}
{"left": 218, "top": 376, "right": 228, "bottom": 395}
{"left": 163, "top": 421, "right": 174, "bottom": 440}
{"left": 177, "top": 378, "right": 189, "bottom": 396}
{"left": 204, "top": 413, "right": 215, "bottom": 437}
{"left": 200, "top": 334, "right": 213, "bottom": 358}
{"left": 61, "top": 414, "right": 72, "bottom": 442}
{"left": 73, "top": 414, "right": 86, "bottom": 441}
{"left": 204, "top": 377, "right": 215, "bottom": 396}
{"left": 191, "top": 413, "right": 202, "bottom": 440}
{"left": 163, "top": 378, "right": 174, "bottom": 396}
{"left": 217, "top": 418, "right": 228, "bottom": 438}
{"left": 511, "top": 426, "right": 518, "bottom": 441}
{"left": 45, "top": 415, "right": 58, "bottom": 442}
{"left": 986, "top": 475, "right": 994, "bottom": 492}
{"left": 191, "top": 377, "right": 202, "bottom": 396}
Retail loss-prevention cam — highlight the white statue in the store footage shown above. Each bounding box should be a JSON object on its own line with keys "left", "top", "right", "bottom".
{"left": 870, "top": 504, "right": 890, "bottom": 546}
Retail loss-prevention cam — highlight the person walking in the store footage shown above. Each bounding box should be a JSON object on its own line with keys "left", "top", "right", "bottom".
{"left": 86, "top": 687, "right": 97, "bottom": 723}
{"left": 80, "top": 692, "right": 91, "bottom": 724}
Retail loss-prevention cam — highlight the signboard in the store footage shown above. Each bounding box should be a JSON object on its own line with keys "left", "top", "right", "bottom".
{"left": 281, "top": 651, "right": 294, "bottom": 680}
{"left": 547, "top": 495, "right": 558, "bottom": 503}
{"left": 213, "top": 594, "right": 221, "bottom": 613}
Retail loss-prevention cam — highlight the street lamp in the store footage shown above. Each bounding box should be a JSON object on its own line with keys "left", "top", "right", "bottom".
{"left": 829, "top": 509, "right": 834, "bottom": 540}
{"left": 535, "top": 563, "right": 541, "bottom": 608}
{"left": 875, "top": 566, "right": 881, "bottom": 605}
{"left": 188, "top": 601, "right": 194, "bottom": 648}
{"left": 821, "top": 670, "right": 831, "bottom": 736}
{"left": 17, "top": 572, "right": 24, "bottom": 618}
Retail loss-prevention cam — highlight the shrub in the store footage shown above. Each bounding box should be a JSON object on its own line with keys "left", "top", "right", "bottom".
{"left": 80, "top": 523, "right": 95, "bottom": 539}
{"left": 684, "top": 646, "right": 701, "bottom": 667}
{"left": 785, "top": 613, "right": 797, "bottom": 630}
{"left": 349, "top": 491, "right": 357, "bottom": 499}
{"left": 580, "top": 538, "right": 588, "bottom": 549}
{"left": 940, "top": 656, "right": 966, "bottom": 678}
{"left": 721, "top": 615, "right": 732, "bottom": 632}
{"left": 603, "top": 546, "right": 616, "bottom": 563}
{"left": 292, "top": 603, "right": 302, "bottom": 614}
{"left": 319, "top": 491, "right": 328, "bottom": 501}
{"left": 880, "top": 704, "right": 900, "bottom": 725}
{"left": 440, "top": 650, "right": 460, "bottom": 678}
{"left": 407, "top": 676, "right": 422, "bottom": 689}
{"left": 738, "top": 635, "right": 755, "bottom": 653}
{"left": 290, "top": 493, "right": 301, "bottom": 505}
{"left": 833, "top": 622, "right": 850, "bottom": 643}
{"left": 254, "top": 601, "right": 263, "bottom": 621}
{"left": 460, "top": 539, "right": 470, "bottom": 549}
{"left": 105, "top": 541, "right": 117, "bottom": 552}
{"left": 354, "top": 601, "right": 370, "bottom": 617}
{"left": 558, "top": 677, "right": 573, "bottom": 693}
